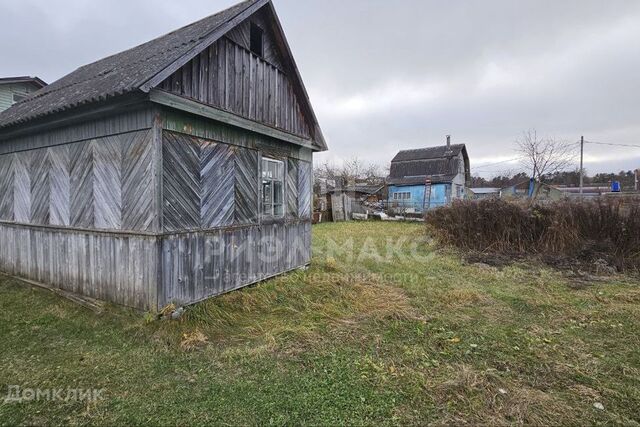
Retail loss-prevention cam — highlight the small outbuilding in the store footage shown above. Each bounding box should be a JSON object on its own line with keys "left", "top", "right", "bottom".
{"left": 387, "top": 137, "right": 470, "bottom": 213}
{"left": 0, "top": 0, "right": 326, "bottom": 310}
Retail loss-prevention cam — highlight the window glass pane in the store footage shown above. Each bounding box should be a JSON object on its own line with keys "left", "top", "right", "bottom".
{"left": 261, "top": 157, "right": 284, "bottom": 218}
{"left": 273, "top": 181, "right": 283, "bottom": 205}
{"left": 262, "top": 180, "right": 272, "bottom": 204}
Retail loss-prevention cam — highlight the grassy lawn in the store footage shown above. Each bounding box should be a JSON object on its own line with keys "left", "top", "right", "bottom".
{"left": 1, "top": 221, "right": 639, "bottom": 425}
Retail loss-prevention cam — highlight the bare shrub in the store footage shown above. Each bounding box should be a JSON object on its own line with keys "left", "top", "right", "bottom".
{"left": 425, "top": 198, "right": 640, "bottom": 272}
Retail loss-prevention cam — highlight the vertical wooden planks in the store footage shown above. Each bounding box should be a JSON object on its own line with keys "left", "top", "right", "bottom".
{"left": 0, "top": 223, "right": 159, "bottom": 310}
{"left": 158, "top": 35, "right": 313, "bottom": 139}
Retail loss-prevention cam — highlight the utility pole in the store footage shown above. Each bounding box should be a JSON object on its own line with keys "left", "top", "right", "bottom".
{"left": 579, "top": 136, "right": 584, "bottom": 196}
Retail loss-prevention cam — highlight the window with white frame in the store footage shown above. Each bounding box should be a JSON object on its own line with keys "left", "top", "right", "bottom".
{"left": 393, "top": 192, "right": 411, "bottom": 200}
{"left": 12, "top": 93, "right": 26, "bottom": 104}
{"left": 261, "top": 158, "right": 284, "bottom": 218}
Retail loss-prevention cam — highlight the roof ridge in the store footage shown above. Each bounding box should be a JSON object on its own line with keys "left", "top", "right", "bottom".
{"left": 398, "top": 143, "right": 465, "bottom": 152}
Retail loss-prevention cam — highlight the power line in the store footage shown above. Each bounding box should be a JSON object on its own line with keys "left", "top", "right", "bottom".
{"left": 473, "top": 156, "right": 524, "bottom": 169}
{"left": 584, "top": 140, "right": 640, "bottom": 149}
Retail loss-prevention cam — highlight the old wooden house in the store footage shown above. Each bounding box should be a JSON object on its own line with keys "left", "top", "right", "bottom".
{"left": 0, "top": 0, "right": 327, "bottom": 310}
{"left": 387, "top": 137, "right": 470, "bottom": 212}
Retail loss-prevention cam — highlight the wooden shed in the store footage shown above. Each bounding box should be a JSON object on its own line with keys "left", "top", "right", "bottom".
{"left": 0, "top": 0, "right": 327, "bottom": 310}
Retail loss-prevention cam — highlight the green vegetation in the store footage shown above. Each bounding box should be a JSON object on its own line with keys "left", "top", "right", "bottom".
{"left": 1, "top": 222, "right": 639, "bottom": 425}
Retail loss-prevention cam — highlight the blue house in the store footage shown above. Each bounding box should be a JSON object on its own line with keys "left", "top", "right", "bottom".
{"left": 387, "top": 138, "right": 470, "bottom": 213}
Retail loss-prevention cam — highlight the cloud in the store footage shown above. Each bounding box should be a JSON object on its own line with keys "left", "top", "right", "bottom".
{"left": 1, "top": 0, "right": 639, "bottom": 178}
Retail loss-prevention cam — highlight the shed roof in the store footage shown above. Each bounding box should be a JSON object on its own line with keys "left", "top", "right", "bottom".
{"left": 0, "top": 0, "right": 326, "bottom": 149}
{"left": 469, "top": 187, "right": 501, "bottom": 194}
{"left": 0, "top": 76, "right": 47, "bottom": 88}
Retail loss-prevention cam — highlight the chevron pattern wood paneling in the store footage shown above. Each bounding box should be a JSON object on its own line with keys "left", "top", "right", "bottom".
{"left": 70, "top": 140, "right": 95, "bottom": 228}
{"left": 234, "top": 147, "right": 259, "bottom": 225}
{"left": 286, "top": 158, "right": 299, "bottom": 218}
{"left": 13, "top": 152, "right": 31, "bottom": 223}
{"left": 49, "top": 146, "right": 70, "bottom": 226}
{"left": 0, "top": 155, "right": 14, "bottom": 221}
{"left": 30, "top": 148, "right": 50, "bottom": 225}
{"left": 163, "top": 132, "right": 201, "bottom": 231}
{"left": 201, "top": 140, "right": 234, "bottom": 228}
{"left": 122, "top": 130, "right": 155, "bottom": 231}
{"left": 298, "top": 161, "right": 311, "bottom": 219}
{"left": 94, "top": 136, "right": 122, "bottom": 229}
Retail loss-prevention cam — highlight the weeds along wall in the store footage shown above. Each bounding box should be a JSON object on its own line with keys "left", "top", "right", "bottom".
{"left": 0, "top": 105, "right": 313, "bottom": 310}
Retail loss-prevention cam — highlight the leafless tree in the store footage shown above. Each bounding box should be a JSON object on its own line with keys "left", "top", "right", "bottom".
{"left": 516, "top": 129, "right": 574, "bottom": 182}
{"left": 314, "top": 157, "right": 387, "bottom": 187}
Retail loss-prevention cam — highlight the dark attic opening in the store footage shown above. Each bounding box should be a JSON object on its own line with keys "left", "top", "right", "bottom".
{"left": 250, "top": 22, "right": 264, "bottom": 57}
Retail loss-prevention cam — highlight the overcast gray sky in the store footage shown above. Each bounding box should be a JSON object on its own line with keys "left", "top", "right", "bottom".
{"left": 1, "top": 0, "right": 639, "bottom": 177}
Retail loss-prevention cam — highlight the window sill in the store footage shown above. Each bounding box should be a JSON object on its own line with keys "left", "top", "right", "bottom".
{"left": 261, "top": 217, "right": 286, "bottom": 226}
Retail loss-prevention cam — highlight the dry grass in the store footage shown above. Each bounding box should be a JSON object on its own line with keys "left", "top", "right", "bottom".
{"left": 180, "top": 329, "right": 209, "bottom": 351}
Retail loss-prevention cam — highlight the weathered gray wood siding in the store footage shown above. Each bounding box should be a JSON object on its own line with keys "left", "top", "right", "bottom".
{"left": 159, "top": 36, "right": 311, "bottom": 139}
{"left": 0, "top": 107, "right": 155, "bottom": 155}
{"left": 0, "top": 223, "right": 159, "bottom": 309}
{"left": 0, "top": 103, "right": 314, "bottom": 310}
{"left": 159, "top": 127, "right": 312, "bottom": 306}
{"left": 0, "top": 110, "right": 161, "bottom": 310}
{"left": 161, "top": 109, "right": 312, "bottom": 163}
{"left": 162, "top": 131, "right": 262, "bottom": 232}
{"left": 225, "top": 8, "right": 285, "bottom": 70}
{"left": 161, "top": 222, "right": 311, "bottom": 306}
{"left": 0, "top": 130, "right": 159, "bottom": 232}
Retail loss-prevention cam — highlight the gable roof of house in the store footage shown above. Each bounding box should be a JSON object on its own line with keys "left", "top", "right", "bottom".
{"left": 0, "top": 76, "right": 47, "bottom": 89}
{"left": 0, "top": 0, "right": 326, "bottom": 150}
{"left": 391, "top": 144, "right": 465, "bottom": 162}
{"left": 388, "top": 144, "right": 470, "bottom": 186}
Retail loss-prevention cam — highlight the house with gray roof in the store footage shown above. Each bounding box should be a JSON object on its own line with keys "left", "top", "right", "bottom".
{"left": 0, "top": 0, "right": 326, "bottom": 310}
{"left": 387, "top": 137, "right": 470, "bottom": 212}
{"left": 0, "top": 76, "right": 47, "bottom": 112}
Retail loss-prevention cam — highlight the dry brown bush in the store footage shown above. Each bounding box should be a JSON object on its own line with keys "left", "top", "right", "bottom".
{"left": 425, "top": 197, "right": 640, "bottom": 272}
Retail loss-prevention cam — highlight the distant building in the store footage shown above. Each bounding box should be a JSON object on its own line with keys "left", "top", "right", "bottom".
{"left": 0, "top": 76, "right": 47, "bottom": 112}
{"left": 387, "top": 137, "right": 470, "bottom": 213}
{"left": 501, "top": 180, "right": 564, "bottom": 201}
{"left": 468, "top": 187, "right": 501, "bottom": 199}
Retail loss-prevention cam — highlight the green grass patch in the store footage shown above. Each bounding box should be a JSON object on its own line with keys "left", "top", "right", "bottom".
{"left": 0, "top": 221, "right": 638, "bottom": 425}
